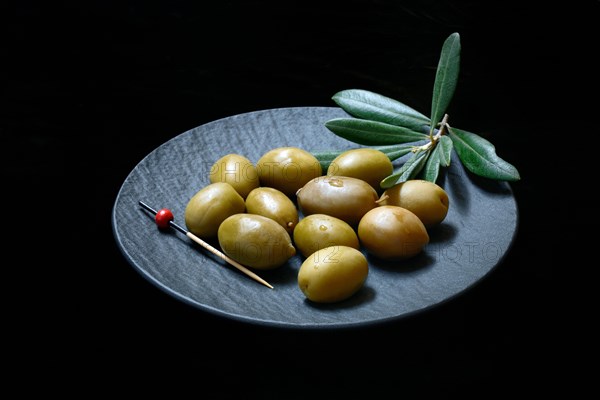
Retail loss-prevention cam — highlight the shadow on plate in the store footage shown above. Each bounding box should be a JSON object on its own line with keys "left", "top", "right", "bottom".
{"left": 366, "top": 251, "right": 436, "bottom": 273}
{"left": 302, "top": 285, "right": 376, "bottom": 310}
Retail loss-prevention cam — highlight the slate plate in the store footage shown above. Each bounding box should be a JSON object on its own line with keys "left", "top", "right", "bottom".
{"left": 112, "top": 107, "right": 518, "bottom": 329}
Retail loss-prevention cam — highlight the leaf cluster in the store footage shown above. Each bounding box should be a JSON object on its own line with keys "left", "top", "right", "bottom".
{"left": 314, "top": 32, "right": 520, "bottom": 189}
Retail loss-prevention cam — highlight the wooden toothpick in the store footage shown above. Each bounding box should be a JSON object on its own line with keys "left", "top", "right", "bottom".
{"left": 139, "top": 201, "right": 273, "bottom": 289}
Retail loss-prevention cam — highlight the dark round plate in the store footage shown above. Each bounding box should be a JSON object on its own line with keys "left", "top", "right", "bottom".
{"left": 112, "top": 107, "right": 518, "bottom": 329}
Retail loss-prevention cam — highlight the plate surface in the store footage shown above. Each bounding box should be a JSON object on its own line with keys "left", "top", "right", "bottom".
{"left": 112, "top": 107, "right": 518, "bottom": 329}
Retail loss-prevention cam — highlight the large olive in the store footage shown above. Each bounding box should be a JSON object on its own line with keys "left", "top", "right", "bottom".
{"left": 358, "top": 205, "right": 429, "bottom": 260}
{"left": 209, "top": 153, "right": 260, "bottom": 199}
{"left": 256, "top": 147, "right": 322, "bottom": 198}
{"left": 378, "top": 179, "right": 449, "bottom": 228}
{"left": 327, "top": 148, "right": 393, "bottom": 192}
{"left": 293, "top": 214, "right": 359, "bottom": 258}
{"left": 298, "top": 245, "right": 368, "bottom": 303}
{"left": 245, "top": 187, "right": 299, "bottom": 235}
{"left": 184, "top": 182, "right": 246, "bottom": 239}
{"left": 217, "top": 213, "right": 297, "bottom": 270}
{"left": 296, "top": 175, "right": 379, "bottom": 226}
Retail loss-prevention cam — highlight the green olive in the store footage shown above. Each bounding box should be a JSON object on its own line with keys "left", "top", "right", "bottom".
{"left": 377, "top": 179, "right": 449, "bottom": 228}
{"left": 296, "top": 175, "right": 379, "bottom": 226}
{"left": 298, "top": 245, "right": 368, "bottom": 303}
{"left": 256, "top": 147, "right": 322, "bottom": 198}
{"left": 184, "top": 182, "right": 246, "bottom": 239}
{"left": 245, "top": 187, "right": 299, "bottom": 235}
{"left": 357, "top": 205, "right": 429, "bottom": 260}
{"left": 327, "top": 148, "right": 393, "bottom": 192}
{"left": 293, "top": 214, "right": 359, "bottom": 258}
{"left": 217, "top": 213, "right": 297, "bottom": 270}
{"left": 209, "top": 153, "right": 260, "bottom": 199}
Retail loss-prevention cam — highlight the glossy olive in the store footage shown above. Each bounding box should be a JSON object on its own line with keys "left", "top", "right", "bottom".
{"left": 209, "top": 153, "right": 260, "bottom": 199}
{"left": 293, "top": 214, "right": 359, "bottom": 258}
{"left": 296, "top": 175, "right": 379, "bottom": 226}
{"left": 298, "top": 245, "right": 368, "bottom": 303}
{"left": 327, "top": 148, "right": 393, "bottom": 192}
{"left": 358, "top": 205, "right": 429, "bottom": 260}
{"left": 218, "top": 213, "right": 297, "bottom": 270}
{"left": 245, "top": 187, "right": 299, "bottom": 235}
{"left": 256, "top": 147, "right": 322, "bottom": 198}
{"left": 378, "top": 179, "right": 449, "bottom": 228}
{"left": 184, "top": 182, "right": 246, "bottom": 239}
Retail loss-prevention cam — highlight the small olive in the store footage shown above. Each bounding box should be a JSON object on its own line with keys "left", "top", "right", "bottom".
{"left": 378, "top": 179, "right": 449, "bottom": 228}
{"left": 293, "top": 214, "right": 359, "bottom": 258}
{"left": 296, "top": 175, "right": 379, "bottom": 226}
{"left": 298, "top": 245, "right": 368, "bottom": 303}
{"left": 327, "top": 148, "right": 393, "bottom": 192}
{"left": 256, "top": 147, "right": 322, "bottom": 198}
{"left": 218, "top": 213, "right": 297, "bottom": 270}
{"left": 245, "top": 187, "right": 299, "bottom": 235}
{"left": 209, "top": 153, "right": 260, "bottom": 199}
{"left": 358, "top": 205, "right": 429, "bottom": 260}
{"left": 184, "top": 182, "right": 246, "bottom": 239}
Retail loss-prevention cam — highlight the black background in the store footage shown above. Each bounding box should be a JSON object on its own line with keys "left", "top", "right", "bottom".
{"left": 2, "top": 0, "right": 596, "bottom": 396}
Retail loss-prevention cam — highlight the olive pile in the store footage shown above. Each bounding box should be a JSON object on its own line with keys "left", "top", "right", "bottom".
{"left": 184, "top": 146, "right": 449, "bottom": 303}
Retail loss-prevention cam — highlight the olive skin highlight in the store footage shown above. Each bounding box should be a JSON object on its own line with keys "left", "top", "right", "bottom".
{"left": 358, "top": 205, "right": 429, "bottom": 260}
{"left": 184, "top": 182, "right": 246, "bottom": 239}
{"left": 218, "top": 213, "right": 296, "bottom": 270}
{"left": 298, "top": 245, "right": 368, "bottom": 303}
{"left": 296, "top": 175, "right": 378, "bottom": 227}
{"left": 327, "top": 148, "right": 393, "bottom": 192}
{"left": 378, "top": 179, "right": 449, "bottom": 228}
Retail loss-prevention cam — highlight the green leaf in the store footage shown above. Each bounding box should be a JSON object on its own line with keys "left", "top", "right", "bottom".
{"left": 332, "top": 89, "right": 430, "bottom": 131}
{"left": 380, "top": 150, "right": 429, "bottom": 189}
{"left": 449, "top": 127, "right": 520, "bottom": 181}
{"left": 311, "top": 150, "right": 345, "bottom": 171}
{"left": 430, "top": 32, "right": 461, "bottom": 134}
{"left": 325, "top": 118, "right": 428, "bottom": 145}
{"left": 312, "top": 144, "right": 414, "bottom": 170}
{"left": 374, "top": 144, "right": 414, "bottom": 161}
{"left": 421, "top": 135, "right": 453, "bottom": 183}
{"left": 437, "top": 135, "right": 453, "bottom": 167}
{"left": 422, "top": 144, "right": 441, "bottom": 183}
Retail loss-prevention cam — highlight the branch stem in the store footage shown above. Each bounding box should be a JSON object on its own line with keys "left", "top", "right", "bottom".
{"left": 420, "top": 113, "right": 450, "bottom": 152}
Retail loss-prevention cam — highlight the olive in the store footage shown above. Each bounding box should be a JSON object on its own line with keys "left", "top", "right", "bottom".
{"left": 293, "top": 214, "right": 359, "bottom": 258}
{"left": 377, "top": 179, "right": 449, "bottom": 228}
{"left": 245, "top": 187, "right": 299, "bottom": 235}
{"left": 298, "top": 245, "right": 368, "bottom": 303}
{"left": 327, "top": 148, "right": 393, "bottom": 192}
{"left": 296, "top": 175, "right": 379, "bottom": 226}
{"left": 357, "top": 205, "right": 429, "bottom": 260}
{"left": 209, "top": 153, "right": 260, "bottom": 199}
{"left": 217, "top": 213, "right": 297, "bottom": 270}
{"left": 256, "top": 147, "right": 322, "bottom": 198}
{"left": 184, "top": 182, "right": 246, "bottom": 239}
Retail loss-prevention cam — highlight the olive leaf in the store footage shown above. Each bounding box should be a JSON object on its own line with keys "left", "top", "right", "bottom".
{"left": 311, "top": 150, "right": 345, "bottom": 171}
{"left": 313, "top": 143, "right": 414, "bottom": 170}
{"left": 324, "top": 118, "right": 428, "bottom": 145}
{"left": 448, "top": 127, "right": 520, "bottom": 181}
{"left": 380, "top": 149, "right": 429, "bottom": 189}
{"left": 318, "top": 32, "right": 520, "bottom": 188}
{"left": 423, "top": 143, "right": 442, "bottom": 183}
{"left": 437, "top": 135, "right": 453, "bottom": 167}
{"left": 332, "top": 89, "right": 430, "bottom": 131}
{"left": 375, "top": 143, "right": 414, "bottom": 162}
{"left": 430, "top": 32, "right": 461, "bottom": 134}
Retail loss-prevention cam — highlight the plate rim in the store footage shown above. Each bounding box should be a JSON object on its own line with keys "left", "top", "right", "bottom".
{"left": 112, "top": 106, "right": 519, "bottom": 330}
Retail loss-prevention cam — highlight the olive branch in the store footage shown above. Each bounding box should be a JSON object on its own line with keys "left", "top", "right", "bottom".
{"left": 313, "top": 32, "right": 520, "bottom": 189}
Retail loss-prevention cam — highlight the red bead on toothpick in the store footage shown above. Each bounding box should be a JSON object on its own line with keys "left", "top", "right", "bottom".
{"left": 155, "top": 208, "right": 174, "bottom": 229}
{"left": 139, "top": 201, "right": 273, "bottom": 289}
